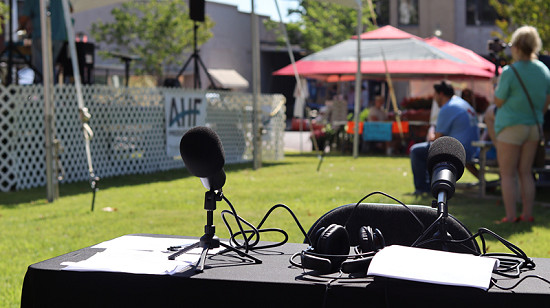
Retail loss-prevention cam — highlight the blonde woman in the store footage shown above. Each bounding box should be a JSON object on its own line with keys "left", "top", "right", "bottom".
{"left": 494, "top": 26, "right": 550, "bottom": 223}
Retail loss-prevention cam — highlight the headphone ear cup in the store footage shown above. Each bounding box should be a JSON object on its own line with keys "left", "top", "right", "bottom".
{"left": 316, "top": 224, "right": 350, "bottom": 271}
{"left": 311, "top": 226, "right": 326, "bottom": 248}
{"left": 358, "top": 226, "right": 375, "bottom": 252}
{"left": 372, "top": 227, "right": 386, "bottom": 251}
{"left": 358, "top": 226, "right": 386, "bottom": 252}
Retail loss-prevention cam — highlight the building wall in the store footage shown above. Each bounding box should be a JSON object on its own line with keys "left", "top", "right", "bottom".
{"left": 71, "top": 1, "right": 278, "bottom": 92}
{"left": 453, "top": 0, "right": 499, "bottom": 56}
{"left": 389, "top": 0, "right": 455, "bottom": 42}
{"left": 388, "top": 0, "right": 500, "bottom": 56}
{"left": 184, "top": 2, "right": 276, "bottom": 92}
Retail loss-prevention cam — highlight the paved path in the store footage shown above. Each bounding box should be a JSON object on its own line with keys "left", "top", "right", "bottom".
{"left": 284, "top": 131, "right": 312, "bottom": 152}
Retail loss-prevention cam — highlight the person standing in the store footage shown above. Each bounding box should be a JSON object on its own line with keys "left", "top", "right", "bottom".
{"left": 494, "top": 26, "right": 550, "bottom": 223}
{"left": 409, "top": 81, "right": 479, "bottom": 195}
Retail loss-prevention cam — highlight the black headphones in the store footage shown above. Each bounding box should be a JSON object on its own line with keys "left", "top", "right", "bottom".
{"left": 300, "top": 223, "right": 385, "bottom": 274}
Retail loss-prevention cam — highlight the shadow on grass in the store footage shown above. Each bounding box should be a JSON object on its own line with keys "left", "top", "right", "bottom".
{"left": 0, "top": 159, "right": 297, "bottom": 208}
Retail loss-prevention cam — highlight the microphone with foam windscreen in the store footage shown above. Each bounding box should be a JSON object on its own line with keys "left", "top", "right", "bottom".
{"left": 180, "top": 126, "right": 226, "bottom": 191}
{"left": 427, "top": 136, "right": 466, "bottom": 202}
{"left": 426, "top": 137, "right": 467, "bottom": 249}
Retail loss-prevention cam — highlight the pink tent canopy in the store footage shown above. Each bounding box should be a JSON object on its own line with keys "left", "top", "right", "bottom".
{"left": 423, "top": 36, "right": 499, "bottom": 75}
{"left": 352, "top": 24, "right": 421, "bottom": 40}
{"left": 273, "top": 26, "right": 496, "bottom": 80}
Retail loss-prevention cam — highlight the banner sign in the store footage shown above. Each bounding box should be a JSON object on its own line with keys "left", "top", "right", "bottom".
{"left": 165, "top": 92, "right": 207, "bottom": 157}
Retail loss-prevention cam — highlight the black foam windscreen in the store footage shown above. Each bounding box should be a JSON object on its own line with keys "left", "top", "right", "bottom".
{"left": 179, "top": 126, "right": 225, "bottom": 178}
{"left": 427, "top": 136, "right": 466, "bottom": 181}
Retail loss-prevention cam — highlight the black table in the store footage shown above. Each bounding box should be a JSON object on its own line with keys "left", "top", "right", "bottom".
{"left": 22, "top": 234, "right": 550, "bottom": 307}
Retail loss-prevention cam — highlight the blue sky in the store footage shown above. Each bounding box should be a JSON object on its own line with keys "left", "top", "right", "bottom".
{"left": 207, "top": 0, "right": 300, "bottom": 22}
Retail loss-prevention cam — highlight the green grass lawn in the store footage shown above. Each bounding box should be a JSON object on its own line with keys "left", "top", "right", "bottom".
{"left": 2, "top": 153, "right": 550, "bottom": 307}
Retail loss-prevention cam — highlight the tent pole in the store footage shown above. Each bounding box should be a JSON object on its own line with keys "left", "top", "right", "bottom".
{"left": 40, "top": 0, "right": 57, "bottom": 202}
{"left": 61, "top": 0, "right": 94, "bottom": 175}
{"left": 274, "top": 0, "right": 305, "bottom": 153}
{"left": 251, "top": 0, "right": 262, "bottom": 169}
{"left": 352, "top": 1, "right": 363, "bottom": 158}
{"left": 61, "top": 0, "right": 83, "bottom": 110}
{"left": 62, "top": 0, "right": 99, "bottom": 210}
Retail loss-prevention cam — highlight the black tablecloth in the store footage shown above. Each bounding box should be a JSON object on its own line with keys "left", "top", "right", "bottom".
{"left": 22, "top": 234, "right": 550, "bottom": 307}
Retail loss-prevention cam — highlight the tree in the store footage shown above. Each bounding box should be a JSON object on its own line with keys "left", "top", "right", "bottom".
{"left": 490, "top": 0, "right": 550, "bottom": 53}
{"left": 265, "top": 0, "right": 377, "bottom": 53}
{"left": 90, "top": 0, "right": 214, "bottom": 84}
{"left": 0, "top": 2, "right": 9, "bottom": 34}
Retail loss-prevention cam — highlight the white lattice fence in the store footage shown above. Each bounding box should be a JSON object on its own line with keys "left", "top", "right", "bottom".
{"left": 0, "top": 85, "right": 285, "bottom": 192}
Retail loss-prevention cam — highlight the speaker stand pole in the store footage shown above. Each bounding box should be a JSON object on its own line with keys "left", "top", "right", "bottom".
{"left": 176, "top": 21, "right": 218, "bottom": 89}
{"left": 168, "top": 190, "right": 261, "bottom": 273}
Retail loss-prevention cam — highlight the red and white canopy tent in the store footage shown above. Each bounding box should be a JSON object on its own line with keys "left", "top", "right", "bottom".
{"left": 409, "top": 36, "right": 498, "bottom": 104}
{"left": 273, "top": 25, "right": 496, "bottom": 80}
{"left": 274, "top": 24, "right": 498, "bottom": 157}
{"left": 423, "top": 36, "right": 497, "bottom": 74}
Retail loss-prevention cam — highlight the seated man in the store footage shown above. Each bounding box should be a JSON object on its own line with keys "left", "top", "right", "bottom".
{"left": 368, "top": 95, "right": 387, "bottom": 121}
{"left": 410, "top": 81, "right": 480, "bottom": 195}
{"left": 366, "top": 95, "right": 393, "bottom": 154}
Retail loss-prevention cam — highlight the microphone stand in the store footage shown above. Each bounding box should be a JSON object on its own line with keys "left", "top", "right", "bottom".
{"left": 432, "top": 191, "right": 452, "bottom": 251}
{"left": 168, "top": 190, "right": 262, "bottom": 273}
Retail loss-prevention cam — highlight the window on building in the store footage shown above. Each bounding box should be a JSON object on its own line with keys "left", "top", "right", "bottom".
{"left": 373, "top": 0, "right": 389, "bottom": 26}
{"left": 398, "top": 0, "right": 418, "bottom": 26}
{"left": 466, "top": 0, "right": 501, "bottom": 25}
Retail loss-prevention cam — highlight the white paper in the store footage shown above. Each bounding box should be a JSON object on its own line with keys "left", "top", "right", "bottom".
{"left": 367, "top": 245, "right": 499, "bottom": 290}
{"left": 93, "top": 235, "right": 195, "bottom": 252}
{"left": 62, "top": 235, "right": 224, "bottom": 275}
{"left": 62, "top": 249, "right": 192, "bottom": 275}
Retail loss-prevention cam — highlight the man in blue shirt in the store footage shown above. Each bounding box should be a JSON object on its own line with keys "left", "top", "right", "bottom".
{"left": 410, "top": 81, "right": 480, "bottom": 195}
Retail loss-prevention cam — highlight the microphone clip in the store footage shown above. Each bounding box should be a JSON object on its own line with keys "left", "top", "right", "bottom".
{"left": 204, "top": 190, "right": 223, "bottom": 211}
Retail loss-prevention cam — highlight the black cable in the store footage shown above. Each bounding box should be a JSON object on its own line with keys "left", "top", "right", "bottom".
{"left": 474, "top": 227, "right": 536, "bottom": 278}
{"left": 478, "top": 228, "right": 534, "bottom": 265}
{"left": 412, "top": 220, "right": 535, "bottom": 277}
{"left": 220, "top": 209, "right": 261, "bottom": 248}
{"left": 220, "top": 200, "right": 311, "bottom": 251}
{"left": 256, "top": 204, "right": 312, "bottom": 245}
{"left": 289, "top": 252, "right": 302, "bottom": 268}
{"left": 409, "top": 215, "right": 480, "bottom": 255}
{"left": 412, "top": 223, "right": 536, "bottom": 279}
{"left": 411, "top": 212, "right": 443, "bottom": 247}
{"left": 221, "top": 212, "right": 289, "bottom": 250}
{"left": 321, "top": 277, "right": 338, "bottom": 308}
{"left": 491, "top": 275, "right": 550, "bottom": 290}
{"left": 221, "top": 194, "right": 253, "bottom": 252}
{"left": 344, "top": 191, "right": 425, "bottom": 232}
